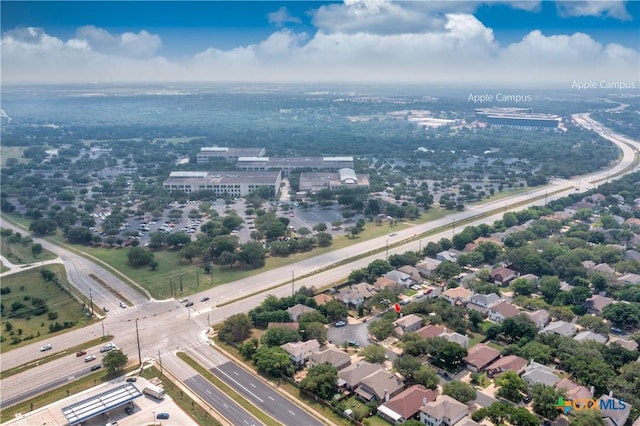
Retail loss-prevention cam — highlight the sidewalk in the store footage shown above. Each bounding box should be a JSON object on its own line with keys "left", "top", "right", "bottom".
{"left": 0, "top": 254, "right": 63, "bottom": 278}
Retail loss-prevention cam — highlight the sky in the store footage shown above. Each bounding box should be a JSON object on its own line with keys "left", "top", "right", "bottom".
{"left": 1, "top": 1, "right": 639, "bottom": 86}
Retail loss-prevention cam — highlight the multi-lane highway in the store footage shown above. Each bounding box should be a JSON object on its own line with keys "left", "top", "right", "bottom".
{"left": 1, "top": 113, "right": 638, "bottom": 424}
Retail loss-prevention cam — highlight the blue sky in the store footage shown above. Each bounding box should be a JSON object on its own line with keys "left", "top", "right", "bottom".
{"left": 1, "top": 1, "right": 638, "bottom": 85}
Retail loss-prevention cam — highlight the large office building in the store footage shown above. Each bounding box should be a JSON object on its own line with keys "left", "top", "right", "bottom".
{"left": 197, "top": 147, "right": 266, "bottom": 164}
{"left": 236, "top": 156, "right": 354, "bottom": 177}
{"left": 299, "top": 169, "right": 369, "bottom": 192}
{"left": 475, "top": 108, "right": 561, "bottom": 129}
{"left": 163, "top": 170, "right": 281, "bottom": 197}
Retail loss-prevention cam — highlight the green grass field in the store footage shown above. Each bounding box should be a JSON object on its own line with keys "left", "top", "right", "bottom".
{"left": 0, "top": 265, "right": 90, "bottom": 352}
{"left": 0, "top": 262, "right": 9, "bottom": 273}
{"left": 0, "top": 232, "right": 57, "bottom": 265}
{"left": 0, "top": 146, "right": 26, "bottom": 166}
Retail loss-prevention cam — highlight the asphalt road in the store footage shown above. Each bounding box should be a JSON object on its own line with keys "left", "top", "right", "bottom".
{"left": 1, "top": 114, "right": 638, "bottom": 420}
{"left": 212, "top": 362, "right": 324, "bottom": 426}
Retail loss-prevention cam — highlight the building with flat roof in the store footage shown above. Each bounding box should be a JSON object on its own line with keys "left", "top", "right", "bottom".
{"left": 236, "top": 156, "right": 354, "bottom": 177}
{"left": 475, "top": 108, "right": 560, "bottom": 129}
{"left": 299, "top": 169, "right": 369, "bottom": 192}
{"left": 163, "top": 170, "right": 281, "bottom": 197}
{"left": 61, "top": 383, "right": 142, "bottom": 425}
{"left": 197, "top": 147, "right": 266, "bottom": 164}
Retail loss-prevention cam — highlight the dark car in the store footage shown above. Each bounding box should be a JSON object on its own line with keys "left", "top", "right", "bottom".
{"left": 156, "top": 413, "right": 170, "bottom": 420}
{"left": 523, "top": 395, "right": 532, "bottom": 404}
{"left": 201, "top": 297, "right": 210, "bottom": 302}
{"left": 125, "top": 377, "right": 137, "bottom": 382}
{"left": 90, "top": 365, "right": 102, "bottom": 371}
{"left": 125, "top": 406, "right": 134, "bottom": 415}
{"left": 185, "top": 301, "right": 194, "bottom": 307}
{"left": 76, "top": 350, "right": 87, "bottom": 357}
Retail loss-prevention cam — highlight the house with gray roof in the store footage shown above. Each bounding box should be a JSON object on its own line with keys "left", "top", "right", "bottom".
{"left": 308, "top": 347, "right": 351, "bottom": 370}
{"left": 337, "top": 361, "right": 382, "bottom": 390}
{"left": 522, "top": 360, "right": 559, "bottom": 386}
{"left": 574, "top": 330, "right": 607, "bottom": 344}
{"left": 592, "top": 263, "right": 616, "bottom": 277}
{"left": 355, "top": 370, "right": 404, "bottom": 402}
{"left": 607, "top": 336, "right": 639, "bottom": 352}
{"left": 419, "top": 395, "right": 469, "bottom": 426}
{"left": 337, "top": 282, "right": 375, "bottom": 307}
{"left": 416, "top": 258, "right": 442, "bottom": 277}
{"left": 436, "top": 251, "right": 458, "bottom": 263}
{"left": 280, "top": 339, "right": 320, "bottom": 367}
{"left": 598, "top": 393, "right": 632, "bottom": 426}
{"left": 619, "top": 273, "right": 640, "bottom": 285}
{"left": 586, "top": 295, "right": 615, "bottom": 315}
{"left": 393, "top": 314, "right": 423, "bottom": 336}
{"left": 488, "top": 301, "right": 520, "bottom": 324}
{"left": 287, "top": 304, "right": 319, "bottom": 322}
{"left": 398, "top": 265, "right": 424, "bottom": 284}
{"left": 523, "top": 309, "right": 550, "bottom": 329}
{"left": 541, "top": 321, "right": 577, "bottom": 337}
{"left": 625, "top": 250, "right": 640, "bottom": 262}
{"left": 467, "top": 293, "right": 501, "bottom": 313}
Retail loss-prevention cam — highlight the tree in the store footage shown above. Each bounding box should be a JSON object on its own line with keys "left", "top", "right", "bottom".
{"left": 65, "top": 227, "right": 93, "bottom": 245}
{"left": 436, "top": 261, "right": 461, "bottom": 280}
{"left": 539, "top": 276, "right": 561, "bottom": 304}
{"left": 320, "top": 300, "right": 348, "bottom": 322}
{"left": 495, "top": 371, "right": 527, "bottom": 402}
{"left": 261, "top": 327, "right": 300, "bottom": 347}
{"left": 103, "top": 349, "right": 128, "bottom": 374}
{"left": 313, "top": 222, "right": 327, "bottom": 233}
{"left": 576, "top": 315, "right": 609, "bottom": 334}
{"left": 300, "top": 364, "right": 338, "bottom": 400}
{"left": 29, "top": 218, "right": 58, "bottom": 235}
{"left": 167, "top": 232, "right": 191, "bottom": 247}
{"left": 316, "top": 232, "right": 332, "bottom": 247}
{"left": 127, "top": 247, "right": 154, "bottom": 267}
{"left": 413, "top": 366, "right": 439, "bottom": 389}
{"left": 501, "top": 315, "right": 537, "bottom": 343}
{"left": 368, "top": 318, "right": 395, "bottom": 341}
{"left": 31, "top": 243, "right": 43, "bottom": 257}
{"left": 218, "top": 313, "right": 252, "bottom": 344}
{"left": 252, "top": 346, "right": 294, "bottom": 377}
{"left": 302, "top": 322, "right": 327, "bottom": 345}
{"left": 531, "top": 384, "right": 563, "bottom": 420}
{"left": 442, "top": 381, "right": 477, "bottom": 403}
{"left": 426, "top": 337, "right": 467, "bottom": 371}
{"left": 602, "top": 302, "right": 640, "bottom": 328}
{"left": 511, "top": 278, "right": 534, "bottom": 296}
{"left": 569, "top": 409, "right": 606, "bottom": 426}
{"left": 360, "top": 344, "right": 387, "bottom": 364}
{"left": 509, "top": 407, "right": 539, "bottom": 426}
{"left": 237, "top": 241, "right": 266, "bottom": 268}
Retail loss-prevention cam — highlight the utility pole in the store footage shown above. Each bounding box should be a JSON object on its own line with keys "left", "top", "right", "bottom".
{"left": 207, "top": 313, "right": 210, "bottom": 329}
{"left": 196, "top": 267, "right": 199, "bottom": 288}
{"left": 158, "top": 350, "right": 163, "bottom": 376}
{"left": 291, "top": 270, "right": 295, "bottom": 296}
{"left": 452, "top": 217, "right": 456, "bottom": 238}
{"left": 385, "top": 238, "right": 389, "bottom": 260}
{"left": 210, "top": 262, "right": 214, "bottom": 285}
{"left": 169, "top": 274, "right": 173, "bottom": 297}
{"left": 180, "top": 273, "right": 183, "bottom": 293}
{"left": 101, "top": 321, "right": 105, "bottom": 338}
{"left": 89, "top": 288, "right": 94, "bottom": 317}
{"left": 135, "top": 318, "right": 142, "bottom": 367}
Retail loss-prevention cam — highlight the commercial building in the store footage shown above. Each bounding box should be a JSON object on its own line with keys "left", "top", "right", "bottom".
{"left": 236, "top": 156, "right": 354, "bottom": 177}
{"left": 163, "top": 170, "right": 281, "bottom": 197}
{"left": 196, "top": 147, "right": 266, "bottom": 164}
{"left": 299, "top": 168, "right": 369, "bottom": 192}
{"left": 474, "top": 108, "right": 561, "bottom": 129}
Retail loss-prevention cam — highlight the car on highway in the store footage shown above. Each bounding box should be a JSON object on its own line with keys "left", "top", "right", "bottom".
{"left": 178, "top": 298, "right": 188, "bottom": 303}
{"left": 156, "top": 413, "right": 170, "bottom": 420}
{"left": 100, "top": 343, "right": 116, "bottom": 353}
{"left": 125, "top": 377, "right": 137, "bottom": 383}
{"left": 335, "top": 321, "right": 346, "bottom": 327}
{"left": 201, "top": 297, "right": 210, "bottom": 302}
{"left": 90, "top": 365, "right": 102, "bottom": 371}
{"left": 84, "top": 355, "right": 96, "bottom": 362}
{"left": 389, "top": 232, "right": 398, "bottom": 237}
{"left": 119, "top": 302, "right": 127, "bottom": 308}
{"left": 185, "top": 301, "right": 194, "bottom": 307}
{"left": 76, "top": 351, "right": 87, "bottom": 357}
{"left": 40, "top": 344, "right": 52, "bottom": 352}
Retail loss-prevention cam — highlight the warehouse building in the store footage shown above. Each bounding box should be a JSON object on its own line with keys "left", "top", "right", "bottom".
{"left": 197, "top": 147, "right": 266, "bottom": 164}
{"left": 236, "top": 156, "right": 354, "bottom": 177}
{"left": 163, "top": 170, "right": 281, "bottom": 197}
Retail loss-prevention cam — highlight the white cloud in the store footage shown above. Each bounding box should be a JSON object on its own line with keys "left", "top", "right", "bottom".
{"left": 556, "top": 1, "right": 632, "bottom": 20}
{"left": 267, "top": 6, "right": 302, "bottom": 27}
{"left": 73, "top": 25, "right": 162, "bottom": 58}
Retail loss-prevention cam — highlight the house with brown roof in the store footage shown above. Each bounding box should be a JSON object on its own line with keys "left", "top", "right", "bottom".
{"left": 619, "top": 273, "right": 640, "bottom": 285}
{"left": 393, "top": 314, "right": 423, "bottom": 336}
{"left": 598, "top": 392, "right": 632, "bottom": 426}
{"left": 592, "top": 263, "right": 616, "bottom": 277}
{"left": 308, "top": 347, "right": 351, "bottom": 370}
{"left": 377, "top": 385, "right": 437, "bottom": 425}
{"left": 267, "top": 322, "right": 299, "bottom": 331}
{"left": 337, "top": 282, "right": 375, "bottom": 307}
{"left": 419, "top": 395, "right": 469, "bottom": 426}
{"left": 337, "top": 361, "right": 382, "bottom": 390}
{"left": 280, "top": 339, "right": 320, "bottom": 367}
{"left": 416, "top": 258, "right": 442, "bottom": 277}
{"left": 607, "top": 336, "right": 639, "bottom": 352}
{"left": 313, "top": 293, "right": 334, "bottom": 306}
{"left": 442, "top": 287, "right": 473, "bottom": 306}
{"left": 374, "top": 276, "right": 399, "bottom": 291}
{"left": 555, "top": 378, "right": 593, "bottom": 401}
{"left": 463, "top": 343, "right": 501, "bottom": 373}
{"left": 288, "top": 304, "right": 319, "bottom": 322}
{"left": 355, "top": 370, "right": 404, "bottom": 402}
{"left": 487, "top": 301, "right": 520, "bottom": 324}
{"left": 416, "top": 324, "right": 447, "bottom": 339}
{"left": 486, "top": 355, "right": 528, "bottom": 376}
{"left": 398, "top": 265, "right": 424, "bottom": 283}
{"left": 586, "top": 295, "right": 615, "bottom": 315}
{"left": 490, "top": 266, "right": 518, "bottom": 286}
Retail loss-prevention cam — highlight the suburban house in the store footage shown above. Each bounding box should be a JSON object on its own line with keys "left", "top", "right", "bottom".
{"left": 280, "top": 339, "right": 320, "bottom": 367}
{"left": 355, "top": 370, "right": 405, "bottom": 402}
{"left": 416, "top": 258, "right": 442, "bottom": 277}
{"left": 619, "top": 273, "right": 640, "bottom": 285}
{"left": 586, "top": 295, "right": 615, "bottom": 315}
{"left": 463, "top": 343, "right": 501, "bottom": 373}
{"left": 337, "top": 282, "right": 376, "bottom": 307}
{"left": 374, "top": 277, "right": 399, "bottom": 291}
{"left": 490, "top": 266, "right": 518, "bottom": 286}
{"left": 267, "top": 322, "right": 299, "bottom": 331}
{"left": 592, "top": 263, "right": 616, "bottom": 277}
{"left": 521, "top": 360, "right": 559, "bottom": 387}
{"left": 419, "top": 395, "right": 470, "bottom": 426}
{"left": 442, "top": 287, "right": 473, "bottom": 306}
{"left": 313, "top": 293, "right": 334, "bottom": 306}
{"left": 377, "top": 385, "right": 437, "bottom": 425}
{"left": 541, "top": 321, "right": 577, "bottom": 337}
{"left": 337, "top": 361, "right": 382, "bottom": 391}
{"left": 398, "top": 265, "right": 424, "bottom": 284}
{"left": 574, "top": 330, "right": 607, "bottom": 344}
{"left": 625, "top": 249, "right": 640, "bottom": 262}
{"left": 486, "top": 355, "right": 528, "bottom": 376}
{"left": 607, "top": 336, "right": 639, "bottom": 352}
{"left": 287, "top": 304, "right": 319, "bottom": 322}
{"left": 439, "top": 330, "right": 470, "bottom": 349}
{"left": 523, "top": 309, "right": 551, "bottom": 329}
{"left": 436, "top": 251, "right": 458, "bottom": 263}
{"left": 487, "top": 301, "right": 520, "bottom": 324}
{"left": 308, "top": 347, "right": 351, "bottom": 370}
{"left": 385, "top": 270, "right": 416, "bottom": 288}
{"left": 555, "top": 378, "right": 593, "bottom": 400}
{"left": 467, "top": 293, "right": 501, "bottom": 313}
{"left": 393, "top": 314, "right": 423, "bottom": 336}
{"left": 598, "top": 392, "right": 632, "bottom": 426}
{"left": 519, "top": 273, "right": 540, "bottom": 283}
{"left": 415, "top": 325, "right": 469, "bottom": 348}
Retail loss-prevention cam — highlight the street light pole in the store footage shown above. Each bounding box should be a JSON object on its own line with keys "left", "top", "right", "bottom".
{"left": 135, "top": 318, "right": 142, "bottom": 368}
{"left": 291, "top": 270, "right": 295, "bottom": 296}
{"left": 89, "top": 287, "right": 94, "bottom": 317}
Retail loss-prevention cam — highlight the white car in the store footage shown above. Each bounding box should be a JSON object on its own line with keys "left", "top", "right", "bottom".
{"left": 40, "top": 344, "right": 52, "bottom": 352}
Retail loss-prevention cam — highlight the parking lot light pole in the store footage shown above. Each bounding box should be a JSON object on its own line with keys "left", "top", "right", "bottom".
{"left": 135, "top": 318, "right": 142, "bottom": 367}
